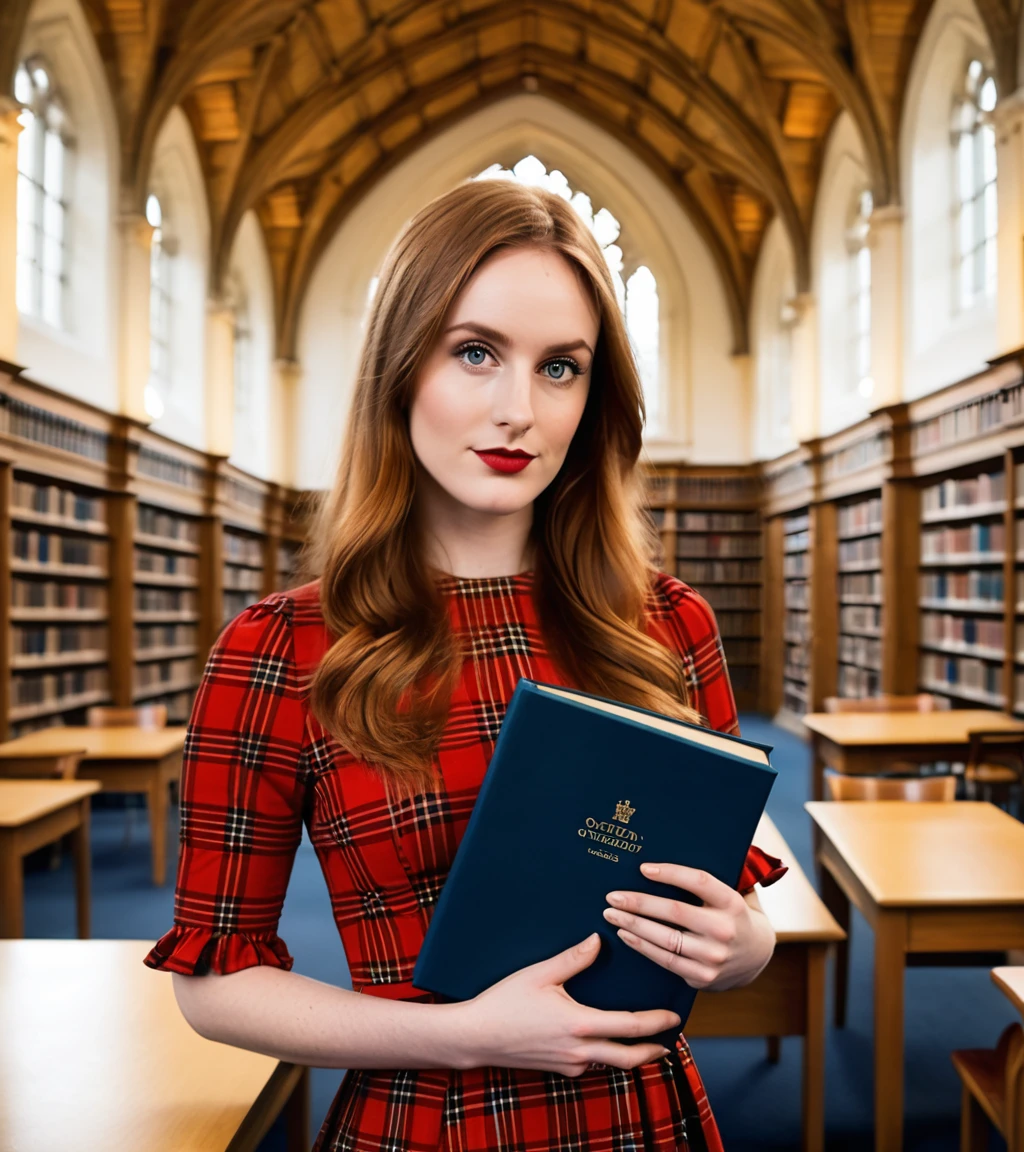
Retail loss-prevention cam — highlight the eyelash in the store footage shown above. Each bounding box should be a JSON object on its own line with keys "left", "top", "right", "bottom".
{"left": 454, "top": 341, "right": 583, "bottom": 383}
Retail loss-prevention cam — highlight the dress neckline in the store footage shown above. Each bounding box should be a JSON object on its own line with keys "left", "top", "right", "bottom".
{"left": 434, "top": 571, "right": 534, "bottom": 594}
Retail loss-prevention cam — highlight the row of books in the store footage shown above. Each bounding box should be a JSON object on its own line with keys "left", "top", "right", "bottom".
{"left": 839, "top": 663, "right": 881, "bottom": 696}
{"left": 699, "top": 586, "right": 761, "bottom": 610}
{"left": 922, "top": 471, "right": 1005, "bottom": 514}
{"left": 920, "top": 612, "right": 1004, "bottom": 651}
{"left": 675, "top": 536, "right": 760, "bottom": 559}
{"left": 13, "top": 623, "right": 107, "bottom": 657}
{"left": 920, "top": 653, "right": 1003, "bottom": 701}
{"left": 676, "top": 511, "right": 760, "bottom": 532}
{"left": 840, "top": 572, "right": 882, "bottom": 601}
{"left": 921, "top": 522, "right": 1005, "bottom": 559}
{"left": 783, "top": 512, "right": 810, "bottom": 534}
{"left": 784, "top": 553, "right": 810, "bottom": 578}
{"left": 11, "top": 666, "right": 107, "bottom": 708}
{"left": 784, "top": 530, "right": 810, "bottom": 553}
{"left": 715, "top": 611, "right": 762, "bottom": 635}
{"left": 13, "top": 531, "right": 108, "bottom": 567}
{"left": 135, "top": 588, "right": 199, "bottom": 614}
{"left": 676, "top": 560, "right": 760, "bottom": 584}
{"left": 134, "top": 658, "right": 196, "bottom": 692}
{"left": 647, "top": 475, "right": 760, "bottom": 505}
{"left": 5, "top": 396, "right": 108, "bottom": 462}
{"left": 912, "top": 389, "right": 1020, "bottom": 453}
{"left": 785, "top": 583, "right": 809, "bottom": 610}
{"left": 839, "top": 536, "right": 881, "bottom": 569}
{"left": 135, "top": 623, "right": 197, "bottom": 651}
{"left": 135, "top": 550, "right": 200, "bottom": 578}
{"left": 840, "top": 634, "right": 881, "bottom": 670}
{"left": 138, "top": 505, "right": 200, "bottom": 545}
{"left": 783, "top": 680, "right": 808, "bottom": 711}
{"left": 784, "top": 650, "right": 809, "bottom": 681}
{"left": 223, "top": 589, "right": 261, "bottom": 625}
{"left": 837, "top": 497, "right": 882, "bottom": 538}
{"left": 920, "top": 570, "right": 1003, "bottom": 604}
{"left": 224, "top": 532, "right": 264, "bottom": 566}
{"left": 722, "top": 639, "right": 759, "bottom": 663}
{"left": 12, "top": 479, "right": 104, "bottom": 525}
{"left": 11, "top": 579, "right": 105, "bottom": 610}
{"left": 224, "top": 567, "right": 263, "bottom": 592}
{"left": 785, "top": 611, "right": 810, "bottom": 643}
{"left": 840, "top": 605, "right": 880, "bottom": 633}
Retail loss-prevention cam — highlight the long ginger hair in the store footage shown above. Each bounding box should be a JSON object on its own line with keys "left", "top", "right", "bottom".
{"left": 307, "top": 178, "right": 701, "bottom": 797}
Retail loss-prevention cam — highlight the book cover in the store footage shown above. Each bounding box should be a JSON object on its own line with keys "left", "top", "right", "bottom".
{"left": 412, "top": 679, "right": 778, "bottom": 1049}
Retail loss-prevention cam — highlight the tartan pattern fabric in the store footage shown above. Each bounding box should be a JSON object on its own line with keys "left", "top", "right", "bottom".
{"left": 145, "top": 571, "right": 787, "bottom": 1151}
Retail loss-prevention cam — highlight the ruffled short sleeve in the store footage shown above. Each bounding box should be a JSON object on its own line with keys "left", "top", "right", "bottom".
{"left": 144, "top": 594, "right": 308, "bottom": 977}
{"left": 646, "top": 573, "right": 788, "bottom": 895}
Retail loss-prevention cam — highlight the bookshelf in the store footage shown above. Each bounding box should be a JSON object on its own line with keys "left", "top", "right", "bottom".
{"left": 836, "top": 491, "right": 883, "bottom": 697}
{"left": 644, "top": 466, "right": 763, "bottom": 711}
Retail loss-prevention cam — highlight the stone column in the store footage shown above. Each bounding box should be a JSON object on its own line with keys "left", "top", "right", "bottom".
{"left": 205, "top": 297, "right": 235, "bottom": 458}
{"left": 270, "top": 357, "right": 301, "bottom": 487}
{"left": 866, "top": 205, "right": 903, "bottom": 409}
{"left": 0, "top": 98, "right": 23, "bottom": 363}
{"left": 994, "top": 88, "right": 1024, "bottom": 355}
{"left": 788, "top": 292, "right": 818, "bottom": 442}
{"left": 117, "top": 212, "right": 154, "bottom": 422}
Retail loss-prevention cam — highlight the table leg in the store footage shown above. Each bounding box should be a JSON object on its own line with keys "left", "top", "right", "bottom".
{"left": 146, "top": 768, "right": 166, "bottom": 887}
{"left": 873, "top": 910, "right": 907, "bottom": 1152}
{"left": 0, "top": 832, "right": 23, "bottom": 938}
{"left": 70, "top": 798, "right": 91, "bottom": 938}
{"left": 811, "top": 736, "right": 826, "bottom": 882}
{"left": 284, "top": 1065, "right": 310, "bottom": 1152}
{"left": 802, "top": 944, "right": 827, "bottom": 1152}
{"left": 820, "top": 866, "right": 851, "bottom": 1027}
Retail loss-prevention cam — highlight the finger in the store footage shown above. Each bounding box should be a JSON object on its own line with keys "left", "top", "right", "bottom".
{"left": 605, "top": 889, "right": 724, "bottom": 937}
{"left": 639, "top": 862, "right": 738, "bottom": 909}
{"left": 615, "top": 926, "right": 720, "bottom": 989}
{"left": 572, "top": 1004, "right": 681, "bottom": 1040}
{"left": 532, "top": 933, "right": 601, "bottom": 985}
{"left": 604, "top": 908, "right": 730, "bottom": 968}
{"left": 582, "top": 1039, "right": 674, "bottom": 1070}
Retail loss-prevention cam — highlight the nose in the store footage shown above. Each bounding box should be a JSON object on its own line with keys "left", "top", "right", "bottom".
{"left": 491, "top": 358, "right": 534, "bottom": 437}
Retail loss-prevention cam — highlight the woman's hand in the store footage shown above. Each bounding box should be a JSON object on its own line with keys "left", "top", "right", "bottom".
{"left": 453, "top": 932, "right": 682, "bottom": 1077}
{"left": 602, "top": 862, "right": 776, "bottom": 992}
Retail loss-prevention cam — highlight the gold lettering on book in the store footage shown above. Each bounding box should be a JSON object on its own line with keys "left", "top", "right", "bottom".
{"left": 576, "top": 807, "right": 644, "bottom": 856}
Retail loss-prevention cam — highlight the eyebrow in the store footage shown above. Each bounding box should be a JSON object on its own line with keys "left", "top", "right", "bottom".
{"left": 443, "top": 321, "right": 593, "bottom": 359}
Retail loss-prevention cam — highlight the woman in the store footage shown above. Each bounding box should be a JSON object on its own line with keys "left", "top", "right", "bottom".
{"left": 145, "top": 177, "right": 787, "bottom": 1152}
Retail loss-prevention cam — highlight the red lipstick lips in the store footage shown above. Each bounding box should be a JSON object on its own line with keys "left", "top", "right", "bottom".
{"left": 474, "top": 448, "right": 536, "bottom": 474}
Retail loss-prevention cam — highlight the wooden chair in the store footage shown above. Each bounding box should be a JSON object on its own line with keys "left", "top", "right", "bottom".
{"left": 85, "top": 704, "right": 168, "bottom": 729}
{"left": 823, "top": 770, "right": 966, "bottom": 1028}
{"left": 822, "top": 693, "right": 951, "bottom": 714}
{"left": 965, "top": 730, "right": 1024, "bottom": 817}
{"left": 0, "top": 750, "right": 86, "bottom": 780}
{"left": 952, "top": 1022, "right": 1024, "bottom": 1151}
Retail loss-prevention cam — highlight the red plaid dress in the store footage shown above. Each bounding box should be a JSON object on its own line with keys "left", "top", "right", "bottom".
{"left": 145, "top": 571, "right": 786, "bottom": 1152}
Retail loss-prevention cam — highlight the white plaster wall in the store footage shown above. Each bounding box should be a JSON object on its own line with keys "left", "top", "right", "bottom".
{"left": 145, "top": 106, "right": 209, "bottom": 451}
{"left": 295, "top": 92, "right": 746, "bottom": 491}
{"left": 228, "top": 211, "right": 274, "bottom": 478}
{"left": 750, "top": 216, "right": 798, "bottom": 460}
{"left": 813, "top": 113, "right": 873, "bottom": 437}
{"left": 15, "top": 0, "right": 119, "bottom": 410}
{"left": 901, "top": 0, "right": 998, "bottom": 399}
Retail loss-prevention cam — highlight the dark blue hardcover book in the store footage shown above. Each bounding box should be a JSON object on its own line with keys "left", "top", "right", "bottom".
{"left": 412, "top": 679, "right": 778, "bottom": 1049}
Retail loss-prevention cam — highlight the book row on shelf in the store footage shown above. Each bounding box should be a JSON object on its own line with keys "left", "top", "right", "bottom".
{"left": 0, "top": 368, "right": 307, "bottom": 739}
{"left": 922, "top": 470, "right": 1005, "bottom": 514}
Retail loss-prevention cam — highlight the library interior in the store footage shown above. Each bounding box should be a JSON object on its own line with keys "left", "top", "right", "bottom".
{"left": 2, "top": 1, "right": 1024, "bottom": 1150}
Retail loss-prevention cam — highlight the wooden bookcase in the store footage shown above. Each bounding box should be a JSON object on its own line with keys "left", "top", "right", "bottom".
{"left": 0, "top": 366, "right": 305, "bottom": 740}
{"left": 644, "top": 465, "right": 763, "bottom": 712}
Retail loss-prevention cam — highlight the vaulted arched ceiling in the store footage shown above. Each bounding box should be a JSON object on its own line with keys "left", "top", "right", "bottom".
{"left": 9, "top": 0, "right": 1019, "bottom": 357}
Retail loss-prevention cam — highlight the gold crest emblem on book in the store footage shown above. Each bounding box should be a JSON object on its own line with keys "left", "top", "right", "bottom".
{"left": 614, "top": 799, "right": 635, "bottom": 824}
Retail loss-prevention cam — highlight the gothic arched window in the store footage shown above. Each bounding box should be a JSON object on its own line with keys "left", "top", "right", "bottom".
{"left": 15, "top": 56, "right": 72, "bottom": 329}
{"left": 145, "top": 192, "right": 172, "bottom": 419}
{"left": 953, "top": 58, "right": 997, "bottom": 309}
{"left": 846, "top": 189, "right": 873, "bottom": 399}
{"left": 475, "top": 156, "right": 663, "bottom": 432}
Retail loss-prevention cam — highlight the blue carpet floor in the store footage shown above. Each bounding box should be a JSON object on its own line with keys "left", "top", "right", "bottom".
{"left": 21, "top": 714, "right": 1016, "bottom": 1150}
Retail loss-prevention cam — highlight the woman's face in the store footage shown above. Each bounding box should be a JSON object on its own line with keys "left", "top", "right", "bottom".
{"left": 409, "top": 245, "right": 599, "bottom": 519}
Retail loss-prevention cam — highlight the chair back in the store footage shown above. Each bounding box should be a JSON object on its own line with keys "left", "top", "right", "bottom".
{"left": 86, "top": 704, "right": 168, "bottom": 729}
{"left": 966, "top": 730, "right": 1024, "bottom": 776}
{"left": 823, "top": 694, "right": 950, "bottom": 714}
{"left": 0, "top": 750, "right": 86, "bottom": 780}
{"left": 825, "top": 772, "right": 958, "bottom": 802}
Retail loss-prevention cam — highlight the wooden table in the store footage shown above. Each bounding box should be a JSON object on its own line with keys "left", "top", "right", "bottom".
{"left": 0, "top": 779, "right": 100, "bottom": 938}
{"left": 686, "top": 814, "right": 844, "bottom": 1152}
{"left": 802, "top": 710, "right": 1024, "bottom": 804}
{"left": 992, "top": 966, "right": 1024, "bottom": 1017}
{"left": 0, "top": 728, "right": 186, "bottom": 886}
{"left": 0, "top": 939, "right": 308, "bottom": 1151}
{"left": 806, "top": 800, "right": 1024, "bottom": 1152}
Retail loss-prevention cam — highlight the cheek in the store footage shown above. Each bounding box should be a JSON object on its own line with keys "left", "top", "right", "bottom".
{"left": 409, "top": 367, "right": 471, "bottom": 454}
{"left": 544, "top": 385, "right": 590, "bottom": 450}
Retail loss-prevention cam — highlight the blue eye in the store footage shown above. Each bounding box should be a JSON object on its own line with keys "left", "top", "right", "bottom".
{"left": 543, "top": 358, "right": 581, "bottom": 382}
{"left": 462, "top": 346, "right": 488, "bottom": 366}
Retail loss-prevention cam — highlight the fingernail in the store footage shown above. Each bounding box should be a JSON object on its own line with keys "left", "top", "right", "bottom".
{"left": 641, "top": 863, "right": 661, "bottom": 876}
{"left": 582, "top": 931, "right": 599, "bottom": 949}
{"left": 606, "top": 892, "right": 625, "bottom": 906}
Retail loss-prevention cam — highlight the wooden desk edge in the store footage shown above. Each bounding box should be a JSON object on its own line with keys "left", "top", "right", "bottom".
{"left": 992, "top": 967, "right": 1024, "bottom": 1017}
